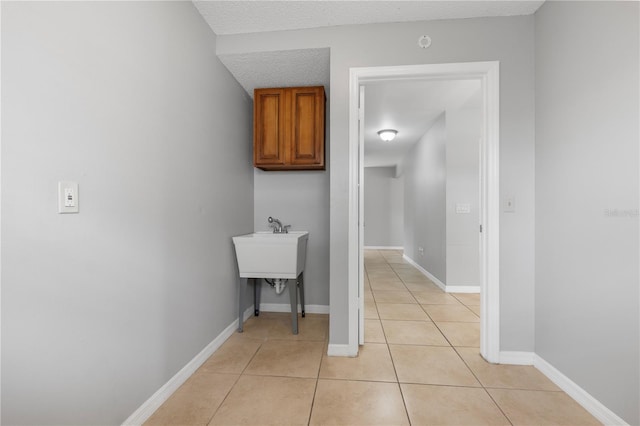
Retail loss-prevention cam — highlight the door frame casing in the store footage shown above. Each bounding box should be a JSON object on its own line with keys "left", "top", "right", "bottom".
{"left": 347, "top": 61, "right": 500, "bottom": 362}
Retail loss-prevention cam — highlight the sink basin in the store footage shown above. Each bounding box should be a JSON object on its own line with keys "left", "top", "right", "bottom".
{"left": 232, "top": 231, "right": 309, "bottom": 279}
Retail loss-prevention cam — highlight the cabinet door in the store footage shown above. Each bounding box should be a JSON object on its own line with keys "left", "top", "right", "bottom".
{"left": 289, "top": 87, "right": 325, "bottom": 169}
{"left": 254, "top": 88, "right": 286, "bottom": 167}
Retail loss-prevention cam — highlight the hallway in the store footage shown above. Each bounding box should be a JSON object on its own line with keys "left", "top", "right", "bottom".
{"left": 145, "top": 250, "right": 600, "bottom": 425}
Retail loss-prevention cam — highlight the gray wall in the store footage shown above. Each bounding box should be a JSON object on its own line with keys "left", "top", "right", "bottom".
{"left": 535, "top": 2, "right": 639, "bottom": 424}
{"left": 1, "top": 2, "right": 254, "bottom": 424}
{"left": 446, "top": 103, "right": 481, "bottom": 287}
{"left": 217, "top": 14, "right": 536, "bottom": 350}
{"left": 253, "top": 167, "right": 330, "bottom": 307}
{"left": 403, "top": 115, "right": 447, "bottom": 283}
{"left": 363, "top": 167, "right": 403, "bottom": 248}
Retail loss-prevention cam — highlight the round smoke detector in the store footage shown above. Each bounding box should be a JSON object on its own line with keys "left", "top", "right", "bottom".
{"left": 418, "top": 35, "right": 432, "bottom": 49}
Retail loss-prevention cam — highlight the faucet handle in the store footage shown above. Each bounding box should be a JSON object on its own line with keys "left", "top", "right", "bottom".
{"left": 283, "top": 225, "right": 291, "bottom": 234}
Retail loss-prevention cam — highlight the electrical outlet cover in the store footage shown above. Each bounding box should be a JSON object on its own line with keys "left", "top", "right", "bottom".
{"left": 58, "top": 181, "right": 79, "bottom": 214}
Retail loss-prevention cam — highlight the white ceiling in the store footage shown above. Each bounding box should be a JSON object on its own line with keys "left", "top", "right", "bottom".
{"left": 194, "top": 1, "right": 545, "bottom": 35}
{"left": 218, "top": 48, "right": 330, "bottom": 97}
{"left": 195, "top": 1, "right": 537, "bottom": 170}
{"left": 201, "top": 1, "right": 544, "bottom": 99}
{"left": 364, "top": 79, "right": 481, "bottom": 168}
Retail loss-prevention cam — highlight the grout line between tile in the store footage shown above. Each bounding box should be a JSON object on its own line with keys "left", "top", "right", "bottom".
{"left": 450, "top": 346, "right": 514, "bottom": 425}
{"left": 205, "top": 372, "right": 242, "bottom": 426}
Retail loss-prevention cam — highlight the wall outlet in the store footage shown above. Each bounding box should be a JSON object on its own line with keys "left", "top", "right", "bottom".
{"left": 58, "top": 181, "right": 79, "bottom": 214}
{"left": 418, "top": 246, "right": 424, "bottom": 256}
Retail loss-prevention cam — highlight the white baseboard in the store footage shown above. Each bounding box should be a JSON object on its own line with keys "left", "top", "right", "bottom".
{"left": 401, "top": 255, "right": 480, "bottom": 294}
{"left": 499, "top": 351, "right": 534, "bottom": 365}
{"left": 122, "top": 306, "right": 254, "bottom": 426}
{"left": 495, "top": 352, "right": 627, "bottom": 424}
{"left": 259, "top": 303, "right": 329, "bottom": 314}
{"left": 533, "top": 355, "right": 628, "bottom": 426}
{"left": 327, "top": 343, "right": 358, "bottom": 357}
{"left": 446, "top": 285, "right": 480, "bottom": 294}
{"left": 402, "top": 254, "right": 446, "bottom": 291}
{"left": 364, "top": 246, "right": 403, "bottom": 250}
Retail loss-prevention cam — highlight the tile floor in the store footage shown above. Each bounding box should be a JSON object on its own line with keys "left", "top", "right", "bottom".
{"left": 145, "top": 249, "right": 600, "bottom": 425}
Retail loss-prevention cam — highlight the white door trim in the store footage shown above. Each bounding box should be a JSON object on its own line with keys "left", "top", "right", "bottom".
{"left": 347, "top": 61, "right": 500, "bottom": 363}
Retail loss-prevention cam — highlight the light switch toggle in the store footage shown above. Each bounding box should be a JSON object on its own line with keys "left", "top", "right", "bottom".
{"left": 58, "top": 181, "right": 79, "bottom": 214}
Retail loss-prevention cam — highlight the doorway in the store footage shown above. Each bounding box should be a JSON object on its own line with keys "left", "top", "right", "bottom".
{"left": 347, "top": 62, "right": 500, "bottom": 362}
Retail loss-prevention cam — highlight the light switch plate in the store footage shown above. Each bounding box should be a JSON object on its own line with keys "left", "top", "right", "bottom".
{"left": 456, "top": 203, "right": 471, "bottom": 214}
{"left": 58, "top": 181, "right": 79, "bottom": 214}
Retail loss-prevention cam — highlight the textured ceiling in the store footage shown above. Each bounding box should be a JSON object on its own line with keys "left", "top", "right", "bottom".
{"left": 196, "top": 1, "right": 536, "bottom": 169}
{"left": 194, "top": 1, "right": 545, "bottom": 35}
{"left": 364, "top": 79, "right": 481, "bottom": 168}
{"left": 218, "top": 48, "right": 330, "bottom": 98}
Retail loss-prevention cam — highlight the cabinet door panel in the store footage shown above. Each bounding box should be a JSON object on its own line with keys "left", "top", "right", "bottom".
{"left": 254, "top": 90, "right": 286, "bottom": 166}
{"left": 290, "top": 87, "right": 324, "bottom": 168}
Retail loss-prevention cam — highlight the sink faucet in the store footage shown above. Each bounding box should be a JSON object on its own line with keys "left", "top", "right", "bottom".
{"left": 268, "top": 217, "right": 290, "bottom": 233}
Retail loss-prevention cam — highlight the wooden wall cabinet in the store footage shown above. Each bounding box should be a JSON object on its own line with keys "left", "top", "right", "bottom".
{"left": 253, "top": 86, "right": 325, "bottom": 171}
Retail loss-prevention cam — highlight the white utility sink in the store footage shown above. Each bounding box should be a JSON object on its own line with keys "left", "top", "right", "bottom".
{"left": 232, "top": 231, "right": 309, "bottom": 279}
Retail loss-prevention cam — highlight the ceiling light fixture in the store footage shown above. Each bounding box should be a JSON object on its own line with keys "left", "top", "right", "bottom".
{"left": 377, "top": 129, "right": 398, "bottom": 142}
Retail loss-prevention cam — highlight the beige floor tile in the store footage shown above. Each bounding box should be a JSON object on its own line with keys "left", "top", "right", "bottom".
{"left": 367, "top": 270, "right": 399, "bottom": 280}
{"left": 198, "top": 335, "right": 262, "bottom": 374}
{"left": 382, "top": 320, "right": 449, "bottom": 346}
{"left": 364, "top": 263, "right": 393, "bottom": 270}
{"left": 394, "top": 272, "right": 424, "bottom": 280}
{"left": 390, "top": 264, "right": 415, "bottom": 271}
{"left": 488, "top": 389, "right": 601, "bottom": 426}
{"left": 413, "top": 292, "right": 461, "bottom": 305}
{"left": 424, "top": 304, "right": 480, "bottom": 322}
{"left": 319, "top": 343, "right": 397, "bottom": 382}
{"left": 364, "top": 260, "right": 388, "bottom": 267}
{"left": 372, "top": 290, "right": 416, "bottom": 304}
{"left": 240, "top": 314, "right": 327, "bottom": 341}
{"left": 310, "top": 379, "right": 409, "bottom": 425}
{"left": 396, "top": 273, "right": 432, "bottom": 283}
{"left": 369, "top": 279, "right": 407, "bottom": 291}
{"left": 377, "top": 303, "right": 430, "bottom": 321}
{"left": 236, "top": 316, "right": 278, "bottom": 340}
{"left": 457, "top": 347, "right": 560, "bottom": 391}
{"left": 364, "top": 250, "right": 385, "bottom": 257}
{"left": 403, "top": 281, "right": 441, "bottom": 292}
{"left": 145, "top": 372, "right": 238, "bottom": 426}
{"left": 268, "top": 316, "right": 329, "bottom": 341}
{"left": 364, "top": 251, "right": 385, "bottom": 258}
{"left": 364, "top": 319, "right": 386, "bottom": 343}
{"left": 453, "top": 292, "right": 481, "bottom": 306}
{"left": 401, "top": 384, "right": 511, "bottom": 426}
{"left": 364, "top": 300, "right": 379, "bottom": 319}
{"left": 210, "top": 375, "right": 316, "bottom": 425}
{"left": 469, "top": 304, "right": 481, "bottom": 316}
{"left": 244, "top": 340, "right": 323, "bottom": 378}
{"left": 389, "top": 345, "right": 480, "bottom": 387}
{"left": 436, "top": 322, "right": 481, "bottom": 347}
{"left": 252, "top": 311, "right": 291, "bottom": 320}
{"left": 364, "top": 254, "right": 385, "bottom": 259}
